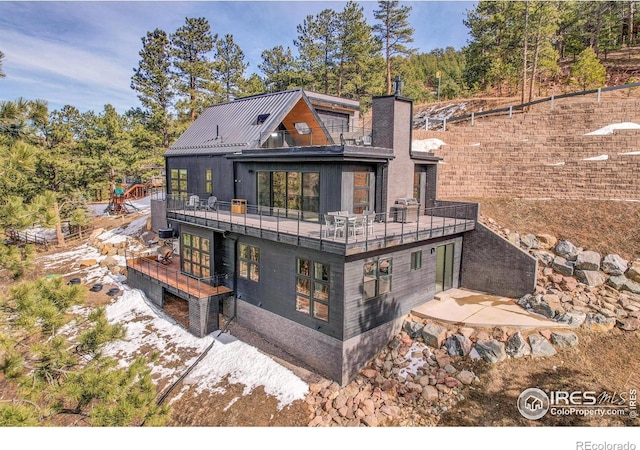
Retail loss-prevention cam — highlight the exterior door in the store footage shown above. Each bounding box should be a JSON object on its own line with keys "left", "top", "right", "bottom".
{"left": 435, "top": 243, "right": 454, "bottom": 293}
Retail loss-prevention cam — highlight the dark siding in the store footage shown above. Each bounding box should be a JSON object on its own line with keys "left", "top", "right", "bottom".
{"left": 165, "top": 155, "right": 234, "bottom": 201}
{"left": 460, "top": 223, "right": 537, "bottom": 298}
{"left": 233, "top": 235, "right": 345, "bottom": 340}
{"left": 342, "top": 236, "right": 462, "bottom": 340}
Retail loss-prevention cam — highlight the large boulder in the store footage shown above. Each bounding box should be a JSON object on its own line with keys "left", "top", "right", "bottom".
{"left": 403, "top": 320, "right": 424, "bottom": 338}
{"left": 575, "top": 251, "right": 601, "bottom": 271}
{"left": 474, "top": 340, "right": 507, "bottom": 363}
{"left": 601, "top": 254, "right": 628, "bottom": 276}
{"left": 607, "top": 276, "right": 640, "bottom": 294}
{"left": 529, "top": 295, "right": 556, "bottom": 319}
{"left": 584, "top": 313, "right": 616, "bottom": 332}
{"left": 555, "top": 240, "right": 579, "bottom": 261}
{"left": 520, "top": 234, "right": 539, "bottom": 250}
{"left": 529, "top": 334, "right": 557, "bottom": 357}
{"left": 574, "top": 269, "right": 606, "bottom": 287}
{"left": 552, "top": 256, "right": 574, "bottom": 277}
{"left": 550, "top": 331, "right": 579, "bottom": 348}
{"left": 505, "top": 332, "right": 531, "bottom": 358}
{"left": 536, "top": 234, "right": 558, "bottom": 250}
{"left": 532, "top": 250, "right": 555, "bottom": 266}
{"left": 421, "top": 323, "right": 447, "bottom": 348}
{"left": 626, "top": 261, "right": 640, "bottom": 283}
{"left": 444, "top": 334, "right": 472, "bottom": 357}
{"left": 555, "top": 310, "right": 587, "bottom": 327}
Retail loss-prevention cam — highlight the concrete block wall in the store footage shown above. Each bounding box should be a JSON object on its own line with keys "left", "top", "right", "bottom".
{"left": 413, "top": 97, "right": 640, "bottom": 200}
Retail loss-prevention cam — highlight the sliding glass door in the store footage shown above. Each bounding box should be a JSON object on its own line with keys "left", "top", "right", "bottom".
{"left": 257, "top": 171, "right": 320, "bottom": 221}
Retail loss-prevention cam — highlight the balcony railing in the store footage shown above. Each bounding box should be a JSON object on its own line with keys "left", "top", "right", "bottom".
{"left": 164, "top": 194, "right": 478, "bottom": 256}
{"left": 260, "top": 124, "right": 373, "bottom": 148}
{"left": 125, "top": 252, "right": 232, "bottom": 299}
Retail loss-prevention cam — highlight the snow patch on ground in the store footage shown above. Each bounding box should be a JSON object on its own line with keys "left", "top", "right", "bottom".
{"left": 398, "top": 341, "right": 429, "bottom": 378}
{"left": 582, "top": 154, "right": 608, "bottom": 161}
{"left": 36, "top": 213, "right": 309, "bottom": 410}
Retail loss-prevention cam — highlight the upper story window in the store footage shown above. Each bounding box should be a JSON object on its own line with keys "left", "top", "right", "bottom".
{"left": 170, "top": 168, "right": 188, "bottom": 195}
{"left": 363, "top": 258, "right": 392, "bottom": 300}
{"left": 205, "top": 169, "right": 213, "bottom": 194}
{"left": 238, "top": 243, "right": 260, "bottom": 282}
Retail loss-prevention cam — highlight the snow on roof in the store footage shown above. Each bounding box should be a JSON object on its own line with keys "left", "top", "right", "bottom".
{"left": 412, "top": 138, "right": 447, "bottom": 152}
{"left": 585, "top": 122, "right": 640, "bottom": 135}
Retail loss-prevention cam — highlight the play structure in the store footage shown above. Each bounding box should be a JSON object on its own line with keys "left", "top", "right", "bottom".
{"left": 105, "top": 177, "right": 158, "bottom": 215}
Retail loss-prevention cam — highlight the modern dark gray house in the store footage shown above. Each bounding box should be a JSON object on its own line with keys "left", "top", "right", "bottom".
{"left": 127, "top": 87, "right": 536, "bottom": 385}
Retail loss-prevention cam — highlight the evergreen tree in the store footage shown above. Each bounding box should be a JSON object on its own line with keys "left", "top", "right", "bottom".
{"left": 294, "top": 9, "right": 338, "bottom": 93}
{"left": 170, "top": 17, "right": 218, "bottom": 121}
{"left": 238, "top": 73, "right": 266, "bottom": 97}
{"left": 373, "top": 0, "right": 415, "bottom": 95}
{"left": 571, "top": 47, "right": 607, "bottom": 90}
{"left": 259, "top": 45, "right": 298, "bottom": 92}
{"left": 214, "top": 34, "right": 248, "bottom": 102}
{"left": 335, "top": 1, "right": 383, "bottom": 99}
{"left": 131, "top": 28, "right": 174, "bottom": 148}
{"left": 0, "top": 278, "right": 169, "bottom": 425}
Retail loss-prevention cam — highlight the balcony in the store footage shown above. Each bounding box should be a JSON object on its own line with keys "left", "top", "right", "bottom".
{"left": 126, "top": 253, "right": 233, "bottom": 300}
{"left": 261, "top": 124, "right": 373, "bottom": 148}
{"left": 163, "top": 194, "right": 478, "bottom": 256}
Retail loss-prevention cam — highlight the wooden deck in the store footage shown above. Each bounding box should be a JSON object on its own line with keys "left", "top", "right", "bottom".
{"left": 127, "top": 256, "right": 232, "bottom": 300}
{"left": 167, "top": 207, "right": 476, "bottom": 255}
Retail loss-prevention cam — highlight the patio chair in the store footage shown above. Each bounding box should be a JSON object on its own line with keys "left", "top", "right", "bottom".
{"left": 323, "top": 214, "right": 336, "bottom": 238}
{"left": 206, "top": 196, "right": 218, "bottom": 211}
{"left": 333, "top": 216, "right": 347, "bottom": 238}
{"left": 158, "top": 246, "right": 174, "bottom": 265}
{"left": 187, "top": 195, "right": 200, "bottom": 209}
{"left": 364, "top": 211, "right": 375, "bottom": 235}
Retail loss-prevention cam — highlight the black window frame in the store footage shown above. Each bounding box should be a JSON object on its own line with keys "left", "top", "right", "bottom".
{"left": 296, "top": 257, "right": 330, "bottom": 322}
{"left": 238, "top": 243, "right": 260, "bottom": 282}
{"left": 363, "top": 257, "right": 393, "bottom": 300}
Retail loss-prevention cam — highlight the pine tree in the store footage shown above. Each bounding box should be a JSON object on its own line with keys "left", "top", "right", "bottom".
{"left": 170, "top": 17, "right": 217, "bottom": 121}
{"left": 571, "top": 47, "right": 607, "bottom": 90}
{"left": 0, "top": 278, "right": 169, "bottom": 426}
{"left": 214, "top": 34, "right": 248, "bottom": 102}
{"left": 294, "top": 9, "right": 338, "bottom": 93}
{"left": 373, "top": 0, "right": 415, "bottom": 95}
{"left": 335, "top": 1, "right": 383, "bottom": 99}
{"left": 131, "top": 28, "right": 174, "bottom": 148}
{"left": 259, "top": 45, "right": 298, "bottom": 92}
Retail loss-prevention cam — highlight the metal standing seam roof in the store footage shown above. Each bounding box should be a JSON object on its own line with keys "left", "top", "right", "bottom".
{"left": 166, "top": 89, "right": 322, "bottom": 156}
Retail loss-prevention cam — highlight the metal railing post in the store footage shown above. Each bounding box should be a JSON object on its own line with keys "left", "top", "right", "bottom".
{"left": 443, "top": 118, "right": 447, "bottom": 131}
{"left": 551, "top": 95, "right": 554, "bottom": 111}
{"left": 471, "top": 112, "right": 474, "bottom": 127}
{"left": 509, "top": 106, "right": 513, "bottom": 118}
{"left": 597, "top": 88, "right": 601, "bottom": 103}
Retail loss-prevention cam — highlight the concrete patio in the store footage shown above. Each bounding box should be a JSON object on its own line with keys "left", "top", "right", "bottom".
{"left": 412, "top": 288, "right": 568, "bottom": 329}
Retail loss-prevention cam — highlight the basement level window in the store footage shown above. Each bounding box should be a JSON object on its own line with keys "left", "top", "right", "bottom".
{"left": 255, "top": 113, "right": 270, "bottom": 125}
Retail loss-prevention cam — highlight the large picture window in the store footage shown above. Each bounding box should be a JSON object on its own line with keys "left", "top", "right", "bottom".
{"left": 170, "top": 168, "right": 188, "bottom": 195}
{"left": 181, "top": 232, "right": 210, "bottom": 278}
{"left": 296, "top": 258, "right": 330, "bottom": 321}
{"left": 363, "top": 258, "right": 392, "bottom": 300}
{"left": 239, "top": 243, "right": 260, "bottom": 282}
{"left": 257, "top": 171, "right": 319, "bottom": 221}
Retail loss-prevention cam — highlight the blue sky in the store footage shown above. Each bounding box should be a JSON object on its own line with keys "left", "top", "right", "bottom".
{"left": 0, "top": 1, "right": 475, "bottom": 113}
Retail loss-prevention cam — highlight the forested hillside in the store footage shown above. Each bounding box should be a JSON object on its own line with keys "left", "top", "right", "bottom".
{"left": 1, "top": 0, "right": 639, "bottom": 278}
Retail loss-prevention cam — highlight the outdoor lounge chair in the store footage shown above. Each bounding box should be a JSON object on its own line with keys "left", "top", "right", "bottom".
{"left": 158, "top": 246, "right": 174, "bottom": 265}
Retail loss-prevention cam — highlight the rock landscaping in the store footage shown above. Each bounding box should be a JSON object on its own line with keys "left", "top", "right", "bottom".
{"left": 305, "top": 218, "right": 640, "bottom": 427}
